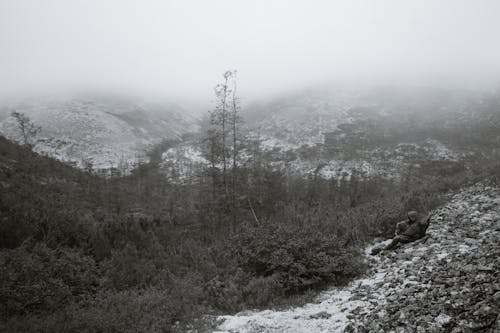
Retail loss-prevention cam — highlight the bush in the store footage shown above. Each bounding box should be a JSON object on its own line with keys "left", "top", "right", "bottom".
{"left": 0, "top": 243, "right": 99, "bottom": 317}
{"left": 242, "top": 274, "right": 284, "bottom": 307}
{"left": 3, "top": 284, "right": 203, "bottom": 333}
{"left": 230, "top": 223, "right": 366, "bottom": 294}
{"left": 102, "top": 243, "right": 163, "bottom": 290}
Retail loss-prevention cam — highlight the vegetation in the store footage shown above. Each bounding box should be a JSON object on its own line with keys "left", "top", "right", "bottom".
{"left": 1, "top": 85, "right": 499, "bottom": 332}
{"left": 1, "top": 132, "right": 498, "bottom": 332}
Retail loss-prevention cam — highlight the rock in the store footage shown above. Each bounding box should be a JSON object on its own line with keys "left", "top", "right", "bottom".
{"left": 309, "top": 311, "right": 331, "bottom": 319}
{"left": 493, "top": 291, "right": 500, "bottom": 306}
{"left": 435, "top": 313, "right": 453, "bottom": 326}
{"left": 473, "top": 305, "right": 497, "bottom": 317}
{"left": 477, "top": 264, "right": 494, "bottom": 272}
{"left": 401, "top": 286, "right": 417, "bottom": 295}
{"left": 495, "top": 221, "right": 500, "bottom": 231}
{"left": 462, "top": 264, "right": 475, "bottom": 272}
{"left": 351, "top": 306, "right": 364, "bottom": 315}
{"left": 343, "top": 323, "right": 355, "bottom": 333}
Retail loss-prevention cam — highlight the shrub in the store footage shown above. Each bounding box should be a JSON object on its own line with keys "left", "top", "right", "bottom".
{"left": 241, "top": 274, "right": 284, "bottom": 307}
{"left": 205, "top": 271, "right": 246, "bottom": 312}
{"left": 0, "top": 243, "right": 99, "bottom": 317}
{"left": 101, "top": 238, "right": 170, "bottom": 290}
{"left": 204, "top": 268, "right": 284, "bottom": 311}
{"left": 3, "top": 285, "right": 201, "bottom": 333}
{"left": 230, "top": 223, "right": 366, "bottom": 294}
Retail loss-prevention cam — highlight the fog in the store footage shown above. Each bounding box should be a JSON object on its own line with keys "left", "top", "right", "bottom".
{"left": 1, "top": 0, "right": 500, "bottom": 104}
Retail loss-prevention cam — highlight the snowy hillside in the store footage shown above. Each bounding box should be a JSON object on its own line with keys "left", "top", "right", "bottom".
{"left": 0, "top": 97, "right": 199, "bottom": 170}
{"left": 243, "top": 86, "right": 477, "bottom": 152}
{"left": 245, "top": 87, "right": 365, "bottom": 151}
{"left": 162, "top": 86, "right": 499, "bottom": 181}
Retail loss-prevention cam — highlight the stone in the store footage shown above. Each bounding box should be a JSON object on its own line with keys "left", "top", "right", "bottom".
{"left": 309, "top": 311, "right": 331, "bottom": 319}
{"left": 477, "top": 264, "right": 493, "bottom": 272}
{"left": 493, "top": 291, "right": 500, "bottom": 306}
{"left": 435, "top": 313, "right": 452, "bottom": 326}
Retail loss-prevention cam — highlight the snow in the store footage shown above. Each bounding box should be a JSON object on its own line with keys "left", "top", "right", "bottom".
{"left": 215, "top": 289, "right": 361, "bottom": 333}
{"left": 0, "top": 97, "right": 197, "bottom": 171}
{"left": 435, "top": 252, "right": 449, "bottom": 260}
{"left": 424, "top": 139, "right": 458, "bottom": 161}
{"left": 163, "top": 146, "right": 208, "bottom": 165}
{"left": 160, "top": 145, "right": 208, "bottom": 182}
{"left": 212, "top": 253, "right": 382, "bottom": 333}
{"left": 160, "top": 132, "right": 464, "bottom": 184}
{"left": 316, "top": 160, "right": 376, "bottom": 180}
{"left": 394, "top": 139, "right": 459, "bottom": 162}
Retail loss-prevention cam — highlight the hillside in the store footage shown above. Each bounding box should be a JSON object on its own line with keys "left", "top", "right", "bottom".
{"left": 244, "top": 86, "right": 500, "bottom": 179}
{"left": 162, "top": 86, "right": 500, "bottom": 181}
{"left": 244, "top": 86, "right": 478, "bottom": 150}
{"left": 0, "top": 96, "right": 199, "bottom": 170}
{"left": 213, "top": 182, "right": 500, "bottom": 333}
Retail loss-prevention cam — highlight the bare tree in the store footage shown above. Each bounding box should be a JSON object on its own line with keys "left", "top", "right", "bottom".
{"left": 230, "top": 71, "right": 241, "bottom": 178}
{"left": 229, "top": 72, "right": 244, "bottom": 225}
{"left": 11, "top": 111, "right": 41, "bottom": 148}
{"left": 204, "top": 70, "right": 245, "bottom": 231}
{"left": 209, "top": 70, "right": 234, "bottom": 195}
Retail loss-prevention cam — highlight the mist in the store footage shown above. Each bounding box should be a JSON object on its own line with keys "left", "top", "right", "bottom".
{"left": 1, "top": 0, "right": 500, "bottom": 104}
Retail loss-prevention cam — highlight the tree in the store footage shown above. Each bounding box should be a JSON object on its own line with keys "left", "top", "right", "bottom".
{"left": 229, "top": 71, "right": 243, "bottom": 223}
{"left": 11, "top": 111, "right": 41, "bottom": 148}
{"left": 207, "top": 70, "right": 237, "bottom": 194}
{"left": 204, "top": 70, "right": 244, "bottom": 231}
{"left": 215, "top": 70, "right": 232, "bottom": 194}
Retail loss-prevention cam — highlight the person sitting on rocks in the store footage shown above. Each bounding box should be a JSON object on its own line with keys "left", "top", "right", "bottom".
{"left": 371, "top": 211, "right": 430, "bottom": 255}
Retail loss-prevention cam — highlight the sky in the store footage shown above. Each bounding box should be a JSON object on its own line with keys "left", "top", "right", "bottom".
{"left": 1, "top": 0, "right": 500, "bottom": 105}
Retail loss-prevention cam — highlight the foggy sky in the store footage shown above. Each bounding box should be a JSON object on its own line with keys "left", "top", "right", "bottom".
{"left": 1, "top": 0, "right": 500, "bottom": 104}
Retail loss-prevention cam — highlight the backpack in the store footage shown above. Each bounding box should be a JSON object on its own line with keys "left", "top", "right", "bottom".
{"left": 418, "top": 215, "right": 431, "bottom": 237}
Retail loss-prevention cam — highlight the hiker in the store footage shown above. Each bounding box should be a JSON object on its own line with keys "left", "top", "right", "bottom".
{"left": 371, "top": 211, "right": 430, "bottom": 255}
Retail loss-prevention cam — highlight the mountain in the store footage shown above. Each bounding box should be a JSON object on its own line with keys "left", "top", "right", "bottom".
{"left": 162, "top": 85, "right": 500, "bottom": 181}
{"left": 247, "top": 86, "right": 500, "bottom": 177}
{"left": 0, "top": 96, "right": 199, "bottom": 170}
{"left": 245, "top": 85, "right": 497, "bottom": 149}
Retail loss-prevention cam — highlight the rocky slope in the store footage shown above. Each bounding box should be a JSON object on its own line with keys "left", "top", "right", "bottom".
{"left": 212, "top": 182, "right": 500, "bottom": 332}
{"left": 0, "top": 96, "right": 198, "bottom": 170}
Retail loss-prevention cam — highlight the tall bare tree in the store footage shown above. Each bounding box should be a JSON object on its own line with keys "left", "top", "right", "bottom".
{"left": 211, "top": 71, "right": 232, "bottom": 194}
{"left": 229, "top": 71, "right": 242, "bottom": 228}
{"left": 204, "top": 70, "right": 245, "bottom": 231}
{"left": 230, "top": 72, "right": 240, "bottom": 176}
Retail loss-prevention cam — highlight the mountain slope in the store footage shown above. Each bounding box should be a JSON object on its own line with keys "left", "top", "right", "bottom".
{"left": 244, "top": 86, "right": 478, "bottom": 151}
{"left": 0, "top": 97, "right": 199, "bottom": 170}
{"left": 162, "top": 86, "right": 500, "bottom": 181}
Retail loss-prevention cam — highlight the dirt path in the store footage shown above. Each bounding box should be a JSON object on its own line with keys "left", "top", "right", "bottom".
{"left": 213, "top": 183, "right": 500, "bottom": 333}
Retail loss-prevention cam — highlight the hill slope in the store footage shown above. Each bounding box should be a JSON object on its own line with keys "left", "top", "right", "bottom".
{"left": 0, "top": 97, "right": 198, "bottom": 170}
{"left": 162, "top": 86, "right": 500, "bottom": 181}
{"left": 214, "top": 182, "right": 500, "bottom": 332}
